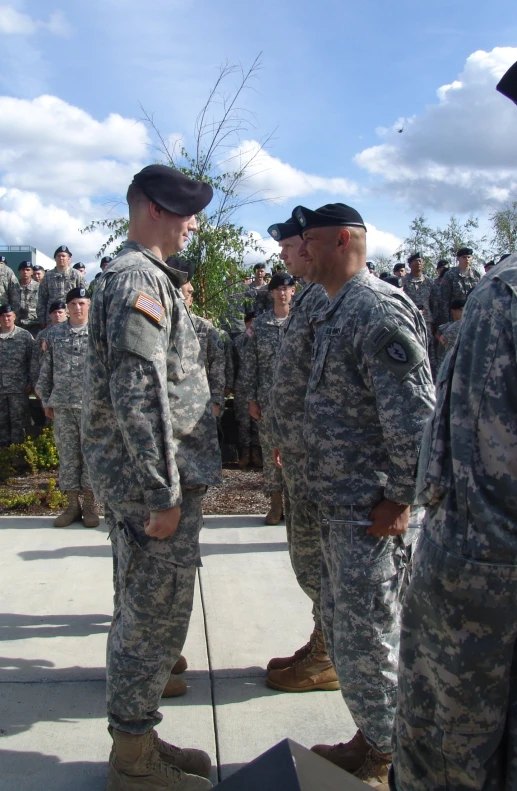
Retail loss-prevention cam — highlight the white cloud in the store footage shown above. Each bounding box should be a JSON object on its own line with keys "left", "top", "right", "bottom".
{"left": 355, "top": 47, "right": 517, "bottom": 213}
{"left": 226, "top": 140, "right": 358, "bottom": 203}
{"left": 0, "top": 5, "right": 70, "bottom": 36}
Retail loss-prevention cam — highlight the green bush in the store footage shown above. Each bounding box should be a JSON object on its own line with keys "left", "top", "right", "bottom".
{"left": 0, "top": 427, "right": 59, "bottom": 482}
{"left": 0, "top": 477, "right": 68, "bottom": 513}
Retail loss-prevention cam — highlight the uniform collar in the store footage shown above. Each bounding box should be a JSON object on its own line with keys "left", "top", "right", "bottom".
{"left": 121, "top": 241, "right": 188, "bottom": 288}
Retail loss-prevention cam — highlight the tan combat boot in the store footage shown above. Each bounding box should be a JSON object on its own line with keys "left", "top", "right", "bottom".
{"left": 267, "top": 627, "right": 316, "bottom": 671}
{"left": 82, "top": 489, "right": 100, "bottom": 528}
{"left": 264, "top": 492, "right": 283, "bottom": 525}
{"left": 311, "top": 729, "right": 370, "bottom": 773}
{"left": 171, "top": 656, "right": 188, "bottom": 674}
{"left": 266, "top": 628, "right": 339, "bottom": 692}
{"left": 354, "top": 745, "right": 391, "bottom": 789}
{"left": 53, "top": 491, "right": 82, "bottom": 528}
{"left": 106, "top": 728, "right": 212, "bottom": 790}
{"left": 238, "top": 447, "right": 251, "bottom": 468}
{"left": 108, "top": 727, "right": 212, "bottom": 780}
{"left": 162, "top": 674, "right": 187, "bottom": 698}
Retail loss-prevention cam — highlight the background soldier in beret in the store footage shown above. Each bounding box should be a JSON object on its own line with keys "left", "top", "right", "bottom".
{"left": 16, "top": 260, "right": 40, "bottom": 337}
{"left": 241, "top": 272, "right": 295, "bottom": 525}
{"left": 232, "top": 311, "right": 261, "bottom": 467}
{"left": 392, "top": 59, "right": 517, "bottom": 791}
{"left": 429, "top": 259, "right": 450, "bottom": 328}
{"left": 393, "top": 263, "right": 407, "bottom": 281}
{"left": 0, "top": 255, "right": 21, "bottom": 313}
{"left": 37, "top": 287, "right": 99, "bottom": 529}
{"left": 402, "top": 253, "right": 436, "bottom": 376}
{"left": 244, "top": 262, "right": 274, "bottom": 314}
{"left": 265, "top": 217, "right": 338, "bottom": 695}
{"left": 440, "top": 246, "right": 481, "bottom": 322}
{"left": 435, "top": 297, "right": 465, "bottom": 361}
{"left": 0, "top": 304, "right": 34, "bottom": 446}
{"left": 31, "top": 301, "right": 67, "bottom": 388}
{"left": 37, "top": 245, "right": 86, "bottom": 327}
{"left": 73, "top": 262, "right": 87, "bottom": 281}
{"left": 290, "top": 202, "right": 434, "bottom": 786}
{"left": 82, "top": 164, "right": 219, "bottom": 790}
{"left": 32, "top": 264, "right": 45, "bottom": 283}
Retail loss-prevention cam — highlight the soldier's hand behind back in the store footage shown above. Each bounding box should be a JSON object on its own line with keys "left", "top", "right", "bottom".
{"left": 145, "top": 505, "right": 182, "bottom": 540}
{"left": 367, "top": 500, "right": 409, "bottom": 538}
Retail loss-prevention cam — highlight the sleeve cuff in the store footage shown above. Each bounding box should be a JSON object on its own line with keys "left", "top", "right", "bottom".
{"left": 384, "top": 482, "right": 415, "bottom": 506}
{"left": 144, "top": 486, "right": 182, "bottom": 511}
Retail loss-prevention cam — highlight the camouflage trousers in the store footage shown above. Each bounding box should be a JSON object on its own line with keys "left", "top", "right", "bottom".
{"left": 318, "top": 503, "right": 414, "bottom": 755}
{"left": 105, "top": 486, "right": 205, "bottom": 734}
{"left": 0, "top": 392, "right": 29, "bottom": 446}
{"left": 53, "top": 407, "right": 90, "bottom": 491}
{"left": 281, "top": 450, "right": 322, "bottom": 630}
{"left": 233, "top": 393, "right": 260, "bottom": 448}
{"left": 258, "top": 407, "right": 283, "bottom": 495}
{"left": 392, "top": 533, "right": 517, "bottom": 791}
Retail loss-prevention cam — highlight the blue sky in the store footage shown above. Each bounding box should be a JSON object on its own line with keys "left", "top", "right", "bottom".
{"left": 0, "top": 0, "right": 516, "bottom": 272}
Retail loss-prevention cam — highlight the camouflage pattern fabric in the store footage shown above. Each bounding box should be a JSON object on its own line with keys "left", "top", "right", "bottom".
{"left": 0, "top": 266, "right": 20, "bottom": 311}
{"left": 106, "top": 486, "right": 205, "bottom": 734}
{"left": 0, "top": 393, "right": 30, "bottom": 446}
{"left": 0, "top": 325, "right": 33, "bottom": 445}
{"left": 305, "top": 268, "right": 434, "bottom": 754}
{"left": 53, "top": 407, "right": 91, "bottom": 490}
{"left": 258, "top": 408, "right": 282, "bottom": 493}
{"left": 440, "top": 265, "right": 481, "bottom": 322}
{"left": 190, "top": 313, "right": 226, "bottom": 406}
{"left": 429, "top": 275, "right": 447, "bottom": 326}
{"left": 219, "top": 329, "right": 235, "bottom": 390}
{"left": 221, "top": 281, "right": 253, "bottom": 337}
{"left": 82, "top": 242, "right": 221, "bottom": 511}
{"left": 36, "top": 321, "right": 88, "bottom": 408}
{"left": 30, "top": 325, "right": 55, "bottom": 388}
{"left": 401, "top": 273, "right": 434, "bottom": 325}
{"left": 37, "top": 267, "right": 86, "bottom": 325}
{"left": 436, "top": 318, "right": 462, "bottom": 363}
{"left": 232, "top": 330, "right": 259, "bottom": 448}
{"left": 244, "top": 283, "right": 273, "bottom": 315}
{"left": 392, "top": 253, "right": 517, "bottom": 791}
{"left": 17, "top": 280, "right": 39, "bottom": 333}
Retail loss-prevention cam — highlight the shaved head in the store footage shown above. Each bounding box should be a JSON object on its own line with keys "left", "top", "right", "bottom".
{"left": 299, "top": 225, "right": 367, "bottom": 296}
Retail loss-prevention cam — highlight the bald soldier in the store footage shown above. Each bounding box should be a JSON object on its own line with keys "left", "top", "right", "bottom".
{"left": 290, "top": 203, "right": 435, "bottom": 786}
{"left": 82, "top": 164, "right": 219, "bottom": 790}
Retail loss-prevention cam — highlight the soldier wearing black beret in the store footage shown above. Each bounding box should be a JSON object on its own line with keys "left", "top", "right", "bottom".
{"left": 32, "top": 265, "right": 45, "bottom": 283}
{"left": 440, "top": 245, "right": 480, "bottom": 321}
{"left": 0, "top": 301, "right": 34, "bottom": 446}
{"left": 37, "top": 245, "right": 86, "bottom": 327}
{"left": 17, "top": 260, "right": 40, "bottom": 336}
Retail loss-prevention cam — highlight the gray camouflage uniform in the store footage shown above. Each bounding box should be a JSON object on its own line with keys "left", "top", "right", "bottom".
{"left": 305, "top": 268, "right": 435, "bottom": 755}
{"left": 37, "top": 320, "right": 91, "bottom": 491}
{"left": 241, "top": 309, "right": 288, "bottom": 494}
{"left": 244, "top": 282, "right": 273, "bottom": 315}
{"left": 0, "top": 266, "right": 20, "bottom": 312}
{"left": 0, "top": 326, "right": 34, "bottom": 446}
{"left": 436, "top": 318, "right": 462, "bottom": 362}
{"left": 17, "top": 280, "right": 40, "bottom": 336}
{"left": 190, "top": 313, "right": 226, "bottom": 407}
{"left": 392, "top": 253, "right": 517, "bottom": 791}
{"left": 82, "top": 242, "right": 221, "bottom": 734}
{"left": 271, "top": 282, "right": 328, "bottom": 630}
{"left": 402, "top": 273, "right": 436, "bottom": 374}
{"left": 440, "top": 265, "right": 481, "bottom": 322}
{"left": 31, "top": 325, "right": 55, "bottom": 387}
{"left": 37, "top": 267, "right": 86, "bottom": 325}
{"left": 233, "top": 330, "right": 260, "bottom": 449}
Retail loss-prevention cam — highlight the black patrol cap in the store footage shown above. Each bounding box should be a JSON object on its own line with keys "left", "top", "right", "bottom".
{"left": 407, "top": 252, "right": 422, "bottom": 264}
{"left": 437, "top": 259, "right": 449, "bottom": 269}
{"left": 0, "top": 303, "right": 14, "bottom": 315}
{"left": 130, "top": 164, "right": 213, "bottom": 216}
{"left": 268, "top": 273, "right": 295, "bottom": 291}
{"left": 100, "top": 255, "right": 113, "bottom": 267}
{"left": 49, "top": 300, "right": 66, "bottom": 313}
{"left": 450, "top": 298, "right": 466, "bottom": 310}
{"left": 32, "top": 264, "right": 44, "bottom": 271}
{"left": 54, "top": 245, "right": 71, "bottom": 258}
{"left": 484, "top": 260, "right": 495, "bottom": 271}
{"left": 292, "top": 203, "right": 367, "bottom": 235}
{"left": 244, "top": 311, "right": 256, "bottom": 323}
{"left": 166, "top": 256, "right": 197, "bottom": 283}
{"left": 497, "top": 60, "right": 517, "bottom": 105}
{"left": 18, "top": 260, "right": 33, "bottom": 270}
{"left": 267, "top": 218, "right": 299, "bottom": 241}
{"left": 73, "top": 262, "right": 85, "bottom": 270}
{"left": 66, "top": 286, "right": 88, "bottom": 303}
{"left": 456, "top": 247, "right": 473, "bottom": 257}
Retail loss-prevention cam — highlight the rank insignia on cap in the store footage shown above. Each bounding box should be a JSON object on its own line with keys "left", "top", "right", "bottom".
{"left": 79, "top": 287, "right": 86, "bottom": 297}
{"left": 294, "top": 207, "right": 306, "bottom": 227}
{"left": 134, "top": 292, "right": 165, "bottom": 323}
{"left": 60, "top": 246, "right": 67, "bottom": 252}
{"left": 270, "top": 227, "right": 280, "bottom": 239}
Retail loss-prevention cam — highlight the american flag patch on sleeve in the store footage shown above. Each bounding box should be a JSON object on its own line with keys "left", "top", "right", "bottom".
{"left": 134, "top": 292, "right": 165, "bottom": 323}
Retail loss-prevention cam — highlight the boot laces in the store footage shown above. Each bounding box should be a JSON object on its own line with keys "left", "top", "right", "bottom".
{"left": 148, "top": 753, "right": 183, "bottom": 781}
{"left": 355, "top": 748, "right": 390, "bottom": 782}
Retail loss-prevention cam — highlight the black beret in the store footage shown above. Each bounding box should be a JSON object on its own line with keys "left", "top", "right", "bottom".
{"left": 437, "top": 259, "right": 449, "bottom": 268}
{"left": 66, "top": 286, "right": 88, "bottom": 303}
{"left": 0, "top": 255, "right": 5, "bottom": 263}
{"left": 73, "top": 262, "right": 85, "bottom": 270}
{"left": 49, "top": 300, "right": 66, "bottom": 313}
{"left": 407, "top": 252, "right": 422, "bottom": 264}
{"left": 497, "top": 60, "right": 517, "bottom": 105}
{"left": 450, "top": 298, "right": 466, "bottom": 310}
{"left": 18, "top": 260, "right": 33, "bottom": 270}
{"left": 385, "top": 276, "right": 402, "bottom": 288}
{"left": 166, "top": 256, "right": 197, "bottom": 283}
{"left": 267, "top": 218, "right": 299, "bottom": 241}
{"left": 456, "top": 247, "right": 473, "bottom": 257}
{"left": 100, "top": 256, "right": 113, "bottom": 266}
{"left": 244, "top": 311, "right": 256, "bottom": 324}
{"left": 54, "top": 245, "right": 71, "bottom": 257}
{"left": 32, "top": 264, "right": 44, "bottom": 271}
{"left": 484, "top": 260, "right": 495, "bottom": 270}
{"left": 268, "top": 273, "right": 295, "bottom": 291}
{"left": 0, "top": 303, "right": 14, "bottom": 315}
{"left": 131, "top": 164, "right": 213, "bottom": 216}
{"left": 393, "top": 263, "right": 405, "bottom": 272}
{"left": 292, "top": 203, "right": 366, "bottom": 234}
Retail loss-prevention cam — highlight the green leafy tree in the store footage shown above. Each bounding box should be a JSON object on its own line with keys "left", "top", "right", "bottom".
{"left": 396, "top": 214, "right": 486, "bottom": 276}
{"left": 489, "top": 201, "right": 517, "bottom": 256}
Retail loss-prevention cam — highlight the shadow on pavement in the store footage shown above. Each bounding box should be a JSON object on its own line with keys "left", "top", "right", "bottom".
{"left": 0, "top": 613, "right": 111, "bottom": 641}
{"left": 0, "top": 517, "right": 108, "bottom": 532}
{"left": 17, "top": 542, "right": 288, "bottom": 561}
{"left": 0, "top": 750, "right": 107, "bottom": 791}
{"left": 201, "top": 542, "right": 288, "bottom": 556}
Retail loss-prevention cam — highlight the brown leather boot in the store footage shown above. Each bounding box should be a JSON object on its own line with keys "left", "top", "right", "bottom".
{"left": 53, "top": 491, "right": 82, "bottom": 528}
{"left": 238, "top": 447, "right": 251, "bottom": 468}
{"left": 251, "top": 445, "right": 262, "bottom": 467}
{"left": 267, "top": 627, "right": 316, "bottom": 671}
{"left": 82, "top": 489, "right": 100, "bottom": 528}
{"left": 107, "top": 728, "right": 212, "bottom": 789}
{"left": 265, "top": 492, "right": 283, "bottom": 525}
{"left": 354, "top": 746, "right": 391, "bottom": 789}
{"left": 171, "top": 656, "right": 188, "bottom": 674}
{"left": 162, "top": 674, "right": 188, "bottom": 698}
{"left": 108, "top": 727, "right": 211, "bottom": 779}
{"left": 311, "top": 730, "right": 370, "bottom": 773}
{"left": 266, "top": 628, "right": 339, "bottom": 692}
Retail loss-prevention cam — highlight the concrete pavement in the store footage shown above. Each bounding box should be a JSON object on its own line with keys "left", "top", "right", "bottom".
{"left": 0, "top": 514, "right": 355, "bottom": 788}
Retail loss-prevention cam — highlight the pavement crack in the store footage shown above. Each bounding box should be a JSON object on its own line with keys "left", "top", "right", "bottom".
{"left": 197, "top": 567, "right": 222, "bottom": 784}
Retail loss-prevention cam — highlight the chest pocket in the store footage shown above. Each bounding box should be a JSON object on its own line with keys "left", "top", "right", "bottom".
{"left": 310, "top": 336, "right": 331, "bottom": 389}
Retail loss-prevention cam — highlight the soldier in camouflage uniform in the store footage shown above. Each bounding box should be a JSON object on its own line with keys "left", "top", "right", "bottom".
{"left": 265, "top": 218, "right": 338, "bottom": 694}
{"left": 244, "top": 263, "right": 273, "bottom": 314}
{"left": 32, "top": 264, "right": 45, "bottom": 283}
{"left": 0, "top": 255, "right": 21, "bottom": 312}
{"left": 440, "top": 246, "right": 481, "bottom": 322}
{"left": 241, "top": 273, "right": 295, "bottom": 524}
{"left": 391, "top": 60, "right": 517, "bottom": 791}
{"left": 402, "top": 253, "right": 436, "bottom": 376}
{"left": 16, "top": 260, "right": 40, "bottom": 337}
{"left": 435, "top": 298, "right": 465, "bottom": 363}
{"left": 37, "top": 287, "right": 99, "bottom": 529}
{"left": 232, "top": 311, "right": 260, "bottom": 466}
{"left": 31, "top": 301, "right": 67, "bottom": 394}
{"left": 37, "top": 245, "right": 86, "bottom": 326}
{"left": 0, "top": 304, "right": 34, "bottom": 446}
{"left": 82, "top": 165, "right": 219, "bottom": 791}
{"left": 428, "top": 259, "right": 449, "bottom": 328}
{"left": 289, "top": 203, "right": 434, "bottom": 787}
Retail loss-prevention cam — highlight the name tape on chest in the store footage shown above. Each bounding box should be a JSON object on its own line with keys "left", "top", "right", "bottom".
{"left": 325, "top": 326, "right": 343, "bottom": 337}
{"left": 134, "top": 292, "right": 165, "bottom": 324}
